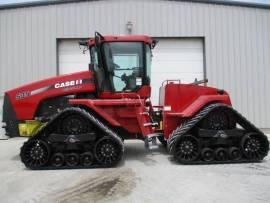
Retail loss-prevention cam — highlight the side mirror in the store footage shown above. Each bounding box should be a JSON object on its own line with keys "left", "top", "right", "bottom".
{"left": 95, "top": 31, "right": 105, "bottom": 45}
{"left": 151, "top": 39, "right": 158, "bottom": 49}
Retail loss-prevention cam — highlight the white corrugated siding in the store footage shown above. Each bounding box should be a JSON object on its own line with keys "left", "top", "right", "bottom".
{"left": 0, "top": 0, "right": 270, "bottom": 128}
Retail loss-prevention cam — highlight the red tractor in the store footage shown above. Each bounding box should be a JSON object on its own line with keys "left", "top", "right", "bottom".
{"left": 2, "top": 32, "right": 269, "bottom": 169}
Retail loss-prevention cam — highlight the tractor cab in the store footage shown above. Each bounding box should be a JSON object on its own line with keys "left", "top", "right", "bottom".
{"left": 83, "top": 32, "right": 156, "bottom": 98}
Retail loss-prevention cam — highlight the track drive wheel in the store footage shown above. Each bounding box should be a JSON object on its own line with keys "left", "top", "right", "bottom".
{"left": 241, "top": 133, "right": 269, "bottom": 160}
{"left": 50, "top": 153, "right": 65, "bottom": 167}
{"left": 201, "top": 148, "right": 214, "bottom": 162}
{"left": 201, "top": 109, "right": 235, "bottom": 130}
{"left": 59, "top": 113, "right": 91, "bottom": 135}
{"left": 94, "top": 136, "right": 123, "bottom": 167}
{"left": 173, "top": 135, "right": 200, "bottom": 163}
{"left": 80, "top": 152, "right": 94, "bottom": 167}
{"left": 20, "top": 139, "right": 51, "bottom": 168}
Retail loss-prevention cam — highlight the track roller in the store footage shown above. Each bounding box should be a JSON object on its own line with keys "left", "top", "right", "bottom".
{"left": 214, "top": 148, "right": 228, "bottom": 161}
{"left": 65, "top": 153, "right": 80, "bottom": 167}
{"left": 228, "top": 147, "right": 242, "bottom": 161}
{"left": 80, "top": 152, "right": 94, "bottom": 167}
{"left": 201, "top": 148, "right": 214, "bottom": 162}
{"left": 50, "top": 153, "right": 65, "bottom": 167}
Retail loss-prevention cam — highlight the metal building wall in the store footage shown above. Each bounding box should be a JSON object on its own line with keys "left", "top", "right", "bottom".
{"left": 0, "top": 0, "right": 269, "bottom": 128}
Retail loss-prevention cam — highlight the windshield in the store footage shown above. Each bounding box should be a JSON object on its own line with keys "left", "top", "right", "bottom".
{"left": 103, "top": 42, "right": 144, "bottom": 92}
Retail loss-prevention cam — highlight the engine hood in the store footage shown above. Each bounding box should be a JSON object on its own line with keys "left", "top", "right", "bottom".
{"left": 5, "top": 71, "right": 95, "bottom": 120}
{"left": 6, "top": 71, "right": 94, "bottom": 98}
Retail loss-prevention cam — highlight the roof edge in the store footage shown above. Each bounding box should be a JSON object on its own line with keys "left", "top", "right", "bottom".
{"left": 176, "top": 0, "right": 270, "bottom": 9}
{"left": 0, "top": 0, "right": 270, "bottom": 10}
{"left": 0, "top": 0, "right": 91, "bottom": 10}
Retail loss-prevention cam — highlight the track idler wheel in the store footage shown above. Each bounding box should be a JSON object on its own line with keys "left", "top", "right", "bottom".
{"left": 94, "top": 136, "right": 123, "bottom": 167}
{"left": 214, "top": 148, "right": 228, "bottom": 161}
{"left": 201, "top": 148, "right": 214, "bottom": 162}
{"left": 20, "top": 139, "right": 51, "bottom": 168}
{"left": 80, "top": 152, "right": 94, "bottom": 167}
{"left": 228, "top": 147, "right": 242, "bottom": 161}
{"left": 173, "top": 135, "right": 200, "bottom": 163}
{"left": 50, "top": 153, "right": 65, "bottom": 167}
{"left": 66, "top": 153, "right": 80, "bottom": 167}
{"left": 241, "top": 133, "right": 269, "bottom": 160}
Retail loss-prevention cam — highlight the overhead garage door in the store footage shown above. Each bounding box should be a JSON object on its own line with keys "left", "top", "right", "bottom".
{"left": 58, "top": 38, "right": 204, "bottom": 104}
{"left": 151, "top": 38, "right": 204, "bottom": 104}
{"left": 58, "top": 39, "right": 90, "bottom": 75}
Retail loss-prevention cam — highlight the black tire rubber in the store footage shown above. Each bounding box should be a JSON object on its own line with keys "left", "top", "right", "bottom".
{"left": 241, "top": 133, "right": 269, "bottom": 160}
{"left": 50, "top": 153, "right": 65, "bottom": 167}
{"left": 157, "top": 136, "right": 167, "bottom": 147}
{"left": 65, "top": 153, "right": 80, "bottom": 167}
{"left": 228, "top": 147, "right": 242, "bottom": 161}
{"left": 94, "top": 136, "right": 123, "bottom": 167}
{"left": 173, "top": 135, "right": 200, "bottom": 163}
{"left": 201, "top": 109, "right": 236, "bottom": 130}
{"left": 80, "top": 152, "right": 94, "bottom": 167}
{"left": 201, "top": 148, "right": 214, "bottom": 162}
{"left": 214, "top": 148, "right": 228, "bottom": 161}
{"left": 20, "top": 139, "right": 51, "bottom": 168}
{"left": 59, "top": 113, "right": 91, "bottom": 135}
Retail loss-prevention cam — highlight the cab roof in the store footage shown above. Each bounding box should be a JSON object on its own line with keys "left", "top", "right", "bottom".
{"left": 87, "top": 35, "right": 153, "bottom": 46}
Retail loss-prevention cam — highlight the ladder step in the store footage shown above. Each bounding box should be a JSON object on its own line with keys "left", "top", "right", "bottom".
{"left": 144, "top": 122, "right": 158, "bottom": 127}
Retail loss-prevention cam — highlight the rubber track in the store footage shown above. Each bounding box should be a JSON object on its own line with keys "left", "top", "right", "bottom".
{"left": 20, "top": 107, "right": 124, "bottom": 169}
{"left": 167, "top": 103, "right": 269, "bottom": 157}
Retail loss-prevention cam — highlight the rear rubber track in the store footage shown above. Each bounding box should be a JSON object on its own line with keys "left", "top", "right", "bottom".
{"left": 168, "top": 103, "right": 269, "bottom": 164}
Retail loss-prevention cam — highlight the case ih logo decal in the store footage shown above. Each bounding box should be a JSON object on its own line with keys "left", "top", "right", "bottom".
{"left": 15, "top": 78, "right": 93, "bottom": 100}
{"left": 54, "top": 79, "right": 83, "bottom": 89}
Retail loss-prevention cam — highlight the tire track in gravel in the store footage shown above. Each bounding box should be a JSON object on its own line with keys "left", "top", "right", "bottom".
{"left": 42, "top": 168, "right": 137, "bottom": 203}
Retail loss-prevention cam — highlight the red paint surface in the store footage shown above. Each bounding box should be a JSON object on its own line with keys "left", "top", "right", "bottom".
{"left": 88, "top": 35, "right": 153, "bottom": 46}
{"left": 6, "top": 71, "right": 95, "bottom": 120}
{"left": 160, "top": 83, "right": 232, "bottom": 138}
{"left": 70, "top": 98, "right": 153, "bottom": 136}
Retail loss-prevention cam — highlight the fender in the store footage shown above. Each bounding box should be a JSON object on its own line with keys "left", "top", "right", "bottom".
{"left": 181, "top": 95, "right": 232, "bottom": 118}
{"left": 69, "top": 98, "right": 154, "bottom": 135}
{"left": 69, "top": 99, "right": 143, "bottom": 126}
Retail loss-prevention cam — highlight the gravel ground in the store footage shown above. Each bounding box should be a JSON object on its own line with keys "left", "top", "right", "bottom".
{"left": 0, "top": 137, "right": 270, "bottom": 203}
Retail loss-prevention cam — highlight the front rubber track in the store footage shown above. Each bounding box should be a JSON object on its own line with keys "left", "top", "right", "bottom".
{"left": 20, "top": 107, "right": 124, "bottom": 170}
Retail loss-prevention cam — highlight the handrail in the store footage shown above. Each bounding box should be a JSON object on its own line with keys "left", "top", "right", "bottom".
{"left": 189, "top": 78, "right": 208, "bottom": 85}
{"left": 162, "top": 79, "right": 181, "bottom": 87}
